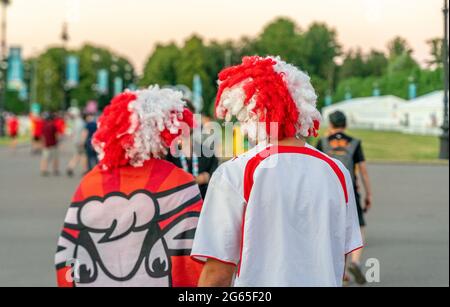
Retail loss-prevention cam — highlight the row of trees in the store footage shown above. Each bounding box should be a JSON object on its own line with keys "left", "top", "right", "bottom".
{"left": 141, "top": 18, "right": 342, "bottom": 115}
{"left": 6, "top": 17, "right": 444, "bottom": 115}
{"left": 6, "top": 45, "right": 136, "bottom": 113}
{"left": 141, "top": 18, "right": 444, "bottom": 116}
{"left": 334, "top": 37, "right": 444, "bottom": 102}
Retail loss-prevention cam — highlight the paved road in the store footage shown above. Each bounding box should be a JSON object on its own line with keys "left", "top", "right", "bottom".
{"left": 0, "top": 143, "right": 448, "bottom": 287}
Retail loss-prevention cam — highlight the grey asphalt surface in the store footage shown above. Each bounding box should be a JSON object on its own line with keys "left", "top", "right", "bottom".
{"left": 0, "top": 143, "right": 448, "bottom": 287}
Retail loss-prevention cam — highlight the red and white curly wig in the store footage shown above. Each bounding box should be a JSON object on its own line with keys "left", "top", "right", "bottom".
{"left": 93, "top": 85, "right": 193, "bottom": 170}
{"left": 215, "top": 56, "right": 321, "bottom": 141}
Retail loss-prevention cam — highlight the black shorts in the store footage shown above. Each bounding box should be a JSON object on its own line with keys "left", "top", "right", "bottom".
{"left": 33, "top": 136, "right": 41, "bottom": 142}
{"left": 355, "top": 192, "right": 366, "bottom": 227}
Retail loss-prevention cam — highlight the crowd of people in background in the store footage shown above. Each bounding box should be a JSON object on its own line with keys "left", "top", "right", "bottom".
{"left": 2, "top": 107, "right": 99, "bottom": 178}
{"left": 1, "top": 102, "right": 219, "bottom": 189}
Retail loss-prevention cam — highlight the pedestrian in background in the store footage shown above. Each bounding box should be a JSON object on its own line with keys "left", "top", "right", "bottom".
{"left": 82, "top": 113, "right": 98, "bottom": 171}
{"left": 6, "top": 113, "right": 19, "bottom": 152}
{"left": 66, "top": 108, "right": 87, "bottom": 177}
{"left": 40, "top": 113, "right": 60, "bottom": 176}
{"left": 30, "top": 114, "right": 44, "bottom": 155}
{"left": 166, "top": 100, "right": 219, "bottom": 199}
{"left": 317, "top": 110, "right": 373, "bottom": 285}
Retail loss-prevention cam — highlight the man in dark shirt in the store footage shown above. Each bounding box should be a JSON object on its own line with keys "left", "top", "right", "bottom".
{"left": 40, "top": 113, "right": 60, "bottom": 176}
{"left": 82, "top": 114, "right": 99, "bottom": 171}
{"left": 317, "top": 110, "right": 372, "bottom": 285}
{"left": 166, "top": 142, "right": 218, "bottom": 199}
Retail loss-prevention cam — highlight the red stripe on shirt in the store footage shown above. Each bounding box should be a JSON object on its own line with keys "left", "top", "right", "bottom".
{"left": 240, "top": 145, "right": 349, "bottom": 278}
{"left": 243, "top": 145, "right": 348, "bottom": 204}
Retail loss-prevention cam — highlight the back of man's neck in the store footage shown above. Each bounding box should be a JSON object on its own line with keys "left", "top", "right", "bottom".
{"left": 276, "top": 137, "right": 306, "bottom": 147}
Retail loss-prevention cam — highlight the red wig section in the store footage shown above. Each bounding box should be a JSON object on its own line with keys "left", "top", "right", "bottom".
{"left": 215, "top": 56, "right": 300, "bottom": 140}
{"left": 93, "top": 92, "right": 137, "bottom": 170}
{"left": 160, "top": 108, "right": 194, "bottom": 147}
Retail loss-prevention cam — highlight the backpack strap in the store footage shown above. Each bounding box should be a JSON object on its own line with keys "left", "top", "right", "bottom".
{"left": 346, "top": 138, "right": 361, "bottom": 157}
{"left": 319, "top": 137, "right": 332, "bottom": 153}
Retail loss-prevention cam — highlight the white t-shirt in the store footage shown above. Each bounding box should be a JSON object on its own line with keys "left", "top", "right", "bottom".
{"left": 191, "top": 143, "right": 363, "bottom": 287}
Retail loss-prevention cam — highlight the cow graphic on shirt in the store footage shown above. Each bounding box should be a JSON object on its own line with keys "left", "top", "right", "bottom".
{"left": 55, "top": 160, "right": 203, "bottom": 287}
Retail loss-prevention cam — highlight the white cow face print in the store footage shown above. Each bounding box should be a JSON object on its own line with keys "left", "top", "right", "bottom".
{"left": 55, "top": 183, "right": 201, "bottom": 287}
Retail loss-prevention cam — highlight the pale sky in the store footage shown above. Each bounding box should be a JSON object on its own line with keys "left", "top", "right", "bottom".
{"left": 7, "top": 0, "right": 446, "bottom": 72}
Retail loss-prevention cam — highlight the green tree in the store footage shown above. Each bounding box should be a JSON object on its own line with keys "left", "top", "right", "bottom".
{"left": 254, "top": 19, "right": 341, "bottom": 108}
{"left": 235, "top": 36, "right": 258, "bottom": 59}
{"left": 426, "top": 38, "right": 444, "bottom": 68}
{"left": 388, "top": 36, "right": 413, "bottom": 59}
{"left": 339, "top": 49, "right": 366, "bottom": 79}
{"left": 365, "top": 50, "right": 389, "bottom": 77}
{"left": 203, "top": 40, "right": 235, "bottom": 114}
{"left": 387, "top": 53, "right": 419, "bottom": 75}
{"left": 35, "top": 47, "right": 65, "bottom": 111}
{"left": 254, "top": 18, "right": 306, "bottom": 68}
{"left": 339, "top": 49, "right": 387, "bottom": 80}
{"left": 175, "top": 36, "right": 214, "bottom": 113}
{"left": 140, "top": 43, "right": 180, "bottom": 87}
{"left": 31, "top": 44, "right": 135, "bottom": 111}
{"left": 74, "top": 44, "right": 135, "bottom": 109}
{"left": 302, "top": 22, "right": 341, "bottom": 79}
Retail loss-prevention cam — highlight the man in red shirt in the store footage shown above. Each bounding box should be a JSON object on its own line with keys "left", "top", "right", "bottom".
{"left": 7, "top": 114, "right": 19, "bottom": 151}
{"left": 40, "top": 113, "right": 60, "bottom": 176}
{"left": 31, "top": 114, "right": 44, "bottom": 155}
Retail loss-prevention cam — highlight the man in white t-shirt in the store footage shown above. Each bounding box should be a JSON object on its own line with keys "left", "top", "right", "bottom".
{"left": 191, "top": 56, "right": 363, "bottom": 287}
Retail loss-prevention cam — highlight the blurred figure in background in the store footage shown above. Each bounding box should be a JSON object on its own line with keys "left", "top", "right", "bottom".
{"left": 66, "top": 108, "right": 87, "bottom": 177}
{"left": 82, "top": 113, "right": 98, "bottom": 171}
{"left": 166, "top": 133, "right": 218, "bottom": 199}
{"left": 40, "top": 113, "right": 60, "bottom": 176}
{"left": 30, "top": 114, "right": 44, "bottom": 155}
{"left": 317, "top": 110, "right": 372, "bottom": 285}
{"left": 166, "top": 101, "right": 218, "bottom": 199}
{"left": 54, "top": 112, "right": 67, "bottom": 139}
{"left": 6, "top": 113, "right": 19, "bottom": 152}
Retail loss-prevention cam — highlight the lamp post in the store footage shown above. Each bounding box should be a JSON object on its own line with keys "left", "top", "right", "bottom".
{"left": 61, "top": 22, "right": 69, "bottom": 111}
{"left": 439, "top": 0, "right": 449, "bottom": 160}
{"left": 224, "top": 50, "right": 232, "bottom": 67}
{"left": 0, "top": 0, "right": 10, "bottom": 137}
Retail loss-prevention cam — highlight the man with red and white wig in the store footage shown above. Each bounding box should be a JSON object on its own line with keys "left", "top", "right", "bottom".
{"left": 191, "top": 56, "right": 363, "bottom": 287}
{"left": 55, "top": 86, "right": 203, "bottom": 287}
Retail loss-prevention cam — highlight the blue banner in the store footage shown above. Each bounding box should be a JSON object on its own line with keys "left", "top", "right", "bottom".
{"left": 127, "top": 83, "right": 137, "bottom": 91}
{"left": 114, "top": 77, "right": 123, "bottom": 96}
{"left": 7, "top": 47, "right": 24, "bottom": 91}
{"left": 325, "top": 95, "right": 333, "bottom": 106}
{"left": 19, "top": 84, "right": 28, "bottom": 101}
{"left": 345, "top": 91, "right": 352, "bottom": 101}
{"left": 66, "top": 55, "right": 79, "bottom": 88}
{"left": 192, "top": 74, "right": 203, "bottom": 113}
{"left": 97, "top": 69, "right": 109, "bottom": 95}
{"left": 373, "top": 87, "right": 381, "bottom": 97}
{"left": 408, "top": 83, "right": 417, "bottom": 100}
{"left": 31, "top": 103, "right": 41, "bottom": 115}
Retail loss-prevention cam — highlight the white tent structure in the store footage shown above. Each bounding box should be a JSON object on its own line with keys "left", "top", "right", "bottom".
{"left": 398, "top": 91, "right": 449, "bottom": 136}
{"left": 322, "top": 95, "right": 407, "bottom": 131}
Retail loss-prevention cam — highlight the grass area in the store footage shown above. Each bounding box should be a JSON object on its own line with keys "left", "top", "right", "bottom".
{"left": 1, "top": 129, "right": 445, "bottom": 163}
{"left": 315, "top": 129, "right": 444, "bottom": 163}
